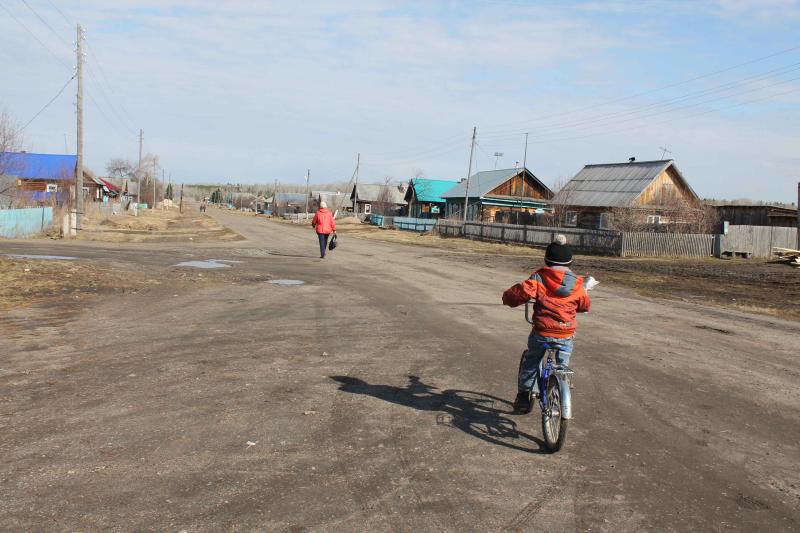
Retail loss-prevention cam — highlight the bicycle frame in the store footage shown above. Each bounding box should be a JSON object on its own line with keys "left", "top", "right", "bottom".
{"left": 524, "top": 301, "right": 573, "bottom": 420}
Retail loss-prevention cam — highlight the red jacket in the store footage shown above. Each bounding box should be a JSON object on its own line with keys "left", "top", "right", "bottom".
{"left": 502, "top": 266, "right": 590, "bottom": 338}
{"left": 311, "top": 208, "right": 336, "bottom": 234}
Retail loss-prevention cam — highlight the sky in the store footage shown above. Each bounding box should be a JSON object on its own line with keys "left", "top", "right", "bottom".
{"left": 1, "top": 0, "right": 799, "bottom": 201}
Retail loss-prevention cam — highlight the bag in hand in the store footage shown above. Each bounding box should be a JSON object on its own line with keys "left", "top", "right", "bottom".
{"left": 328, "top": 233, "right": 338, "bottom": 251}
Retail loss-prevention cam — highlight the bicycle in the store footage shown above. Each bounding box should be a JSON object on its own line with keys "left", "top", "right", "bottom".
{"left": 519, "top": 276, "right": 597, "bottom": 453}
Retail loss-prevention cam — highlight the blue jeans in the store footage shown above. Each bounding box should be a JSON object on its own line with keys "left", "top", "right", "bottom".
{"left": 518, "top": 333, "right": 574, "bottom": 394}
{"left": 318, "top": 233, "right": 330, "bottom": 258}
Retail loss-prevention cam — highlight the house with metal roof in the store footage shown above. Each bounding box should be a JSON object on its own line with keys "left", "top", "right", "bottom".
{"left": 350, "top": 183, "right": 408, "bottom": 216}
{"left": 273, "top": 192, "right": 308, "bottom": 214}
{"left": 554, "top": 159, "right": 701, "bottom": 229}
{"left": 404, "top": 178, "right": 459, "bottom": 218}
{"left": 1, "top": 152, "right": 79, "bottom": 206}
{"left": 440, "top": 168, "right": 554, "bottom": 223}
{"left": 709, "top": 201, "right": 797, "bottom": 229}
{"left": 311, "top": 190, "right": 350, "bottom": 213}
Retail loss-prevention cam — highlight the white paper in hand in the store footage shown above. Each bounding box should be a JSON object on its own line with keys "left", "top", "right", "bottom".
{"left": 584, "top": 276, "right": 600, "bottom": 291}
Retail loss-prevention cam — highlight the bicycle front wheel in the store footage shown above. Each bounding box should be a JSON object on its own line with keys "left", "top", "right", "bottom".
{"left": 541, "top": 375, "right": 568, "bottom": 452}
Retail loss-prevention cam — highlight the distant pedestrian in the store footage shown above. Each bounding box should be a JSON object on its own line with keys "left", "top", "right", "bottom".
{"left": 311, "top": 202, "right": 336, "bottom": 259}
{"left": 200, "top": 199, "right": 207, "bottom": 213}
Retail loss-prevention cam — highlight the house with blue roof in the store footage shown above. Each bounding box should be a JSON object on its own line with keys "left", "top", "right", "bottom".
{"left": 0, "top": 151, "right": 115, "bottom": 206}
{"left": 404, "top": 178, "right": 460, "bottom": 218}
{"left": 441, "top": 167, "right": 554, "bottom": 223}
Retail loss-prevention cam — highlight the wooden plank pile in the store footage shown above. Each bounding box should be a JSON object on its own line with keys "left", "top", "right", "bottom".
{"left": 772, "top": 247, "right": 800, "bottom": 268}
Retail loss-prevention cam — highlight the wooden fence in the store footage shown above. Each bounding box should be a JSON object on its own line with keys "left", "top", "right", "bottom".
{"left": 716, "top": 225, "right": 798, "bottom": 258}
{"left": 621, "top": 232, "right": 714, "bottom": 258}
{"left": 431, "top": 220, "right": 800, "bottom": 258}
{"left": 435, "top": 220, "right": 622, "bottom": 255}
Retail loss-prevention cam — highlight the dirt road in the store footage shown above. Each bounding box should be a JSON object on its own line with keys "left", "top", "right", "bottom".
{"left": 1, "top": 211, "right": 798, "bottom": 531}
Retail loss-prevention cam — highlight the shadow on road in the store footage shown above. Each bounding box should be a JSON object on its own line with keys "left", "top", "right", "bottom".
{"left": 330, "top": 375, "right": 547, "bottom": 454}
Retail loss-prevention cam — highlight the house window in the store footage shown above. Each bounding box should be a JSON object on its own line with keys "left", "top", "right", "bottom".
{"left": 564, "top": 211, "right": 578, "bottom": 227}
{"left": 364, "top": 203, "right": 371, "bottom": 215}
{"left": 647, "top": 215, "right": 662, "bottom": 224}
{"left": 599, "top": 212, "right": 613, "bottom": 229}
{"left": 46, "top": 184, "right": 58, "bottom": 193}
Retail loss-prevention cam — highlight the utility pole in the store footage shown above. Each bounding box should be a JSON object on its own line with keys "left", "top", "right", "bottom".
{"left": 462, "top": 126, "right": 477, "bottom": 222}
{"left": 522, "top": 132, "right": 529, "bottom": 196}
{"left": 75, "top": 24, "right": 84, "bottom": 233}
{"left": 136, "top": 129, "right": 143, "bottom": 214}
{"left": 353, "top": 153, "right": 360, "bottom": 215}
{"left": 179, "top": 183, "right": 184, "bottom": 213}
{"left": 152, "top": 159, "right": 157, "bottom": 209}
{"left": 304, "top": 169, "right": 310, "bottom": 219}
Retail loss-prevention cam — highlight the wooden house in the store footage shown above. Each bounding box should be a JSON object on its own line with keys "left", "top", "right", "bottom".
{"left": 1, "top": 152, "right": 76, "bottom": 205}
{"left": 404, "top": 178, "right": 459, "bottom": 218}
{"left": 710, "top": 202, "right": 797, "bottom": 228}
{"left": 554, "top": 159, "right": 701, "bottom": 230}
{"left": 350, "top": 183, "right": 408, "bottom": 216}
{"left": 440, "top": 168, "right": 553, "bottom": 223}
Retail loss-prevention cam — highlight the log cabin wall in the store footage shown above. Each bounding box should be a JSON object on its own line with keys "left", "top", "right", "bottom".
{"left": 488, "top": 173, "right": 549, "bottom": 199}
{"left": 636, "top": 166, "right": 698, "bottom": 208}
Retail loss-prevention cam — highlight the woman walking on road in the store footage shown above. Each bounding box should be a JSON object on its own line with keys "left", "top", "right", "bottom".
{"left": 311, "top": 202, "right": 336, "bottom": 259}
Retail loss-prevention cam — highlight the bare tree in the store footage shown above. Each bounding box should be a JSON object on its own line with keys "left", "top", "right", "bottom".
{"left": 544, "top": 176, "right": 579, "bottom": 227}
{"left": 0, "top": 110, "right": 23, "bottom": 207}
{"left": 105, "top": 157, "right": 135, "bottom": 179}
{"left": 373, "top": 176, "right": 396, "bottom": 216}
{"left": 610, "top": 195, "right": 718, "bottom": 234}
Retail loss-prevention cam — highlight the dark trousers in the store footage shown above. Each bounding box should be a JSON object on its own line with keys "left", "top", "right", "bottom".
{"left": 318, "top": 233, "right": 330, "bottom": 258}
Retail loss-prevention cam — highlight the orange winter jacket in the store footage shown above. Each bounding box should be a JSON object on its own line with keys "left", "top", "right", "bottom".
{"left": 311, "top": 208, "right": 336, "bottom": 234}
{"left": 502, "top": 266, "right": 591, "bottom": 338}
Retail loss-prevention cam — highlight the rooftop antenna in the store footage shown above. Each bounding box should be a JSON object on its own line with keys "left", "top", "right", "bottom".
{"left": 493, "top": 152, "right": 504, "bottom": 169}
{"left": 659, "top": 146, "right": 672, "bottom": 160}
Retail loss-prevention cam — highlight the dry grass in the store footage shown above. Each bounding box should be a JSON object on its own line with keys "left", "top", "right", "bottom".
{"left": 0, "top": 257, "right": 149, "bottom": 312}
{"left": 78, "top": 207, "right": 242, "bottom": 243}
{"left": 339, "top": 223, "right": 800, "bottom": 321}
{"left": 337, "top": 224, "right": 541, "bottom": 257}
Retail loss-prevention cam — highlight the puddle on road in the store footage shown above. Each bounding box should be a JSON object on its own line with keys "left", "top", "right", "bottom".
{"left": 172, "top": 260, "right": 231, "bottom": 269}
{"left": 269, "top": 279, "right": 305, "bottom": 285}
{"left": 5, "top": 254, "right": 78, "bottom": 260}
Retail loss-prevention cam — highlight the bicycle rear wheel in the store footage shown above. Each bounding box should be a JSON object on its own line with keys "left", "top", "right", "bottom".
{"left": 541, "top": 375, "right": 568, "bottom": 452}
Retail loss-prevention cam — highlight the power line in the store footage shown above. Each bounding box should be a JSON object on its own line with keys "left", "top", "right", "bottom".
{"left": 44, "top": 0, "right": 71, "bottom": 27}
{"left": 20, "top": 0, "right": 71, "bottom": 48}
{"left": 480, "top": 43, "right": 800, "bottom": 135}
{"left": 84, "top": 58, "right": 138, "bottom": 135}
{"left": 480, "top": 61, "right": 800, "bottom": 140}
{"left": 520, "top": 84, "right": 800, "bottom": 147}
{"left": 84, "top": 39, "right": 138, "bottom": 128}
{"left": 0, "top": 1, "right": 72, "bottom": 70}
{"left": 21, "top": 73, "right": 75, "bottom": 131}
{"left": 512, "top": 72, "right": 800, "bottom": 143}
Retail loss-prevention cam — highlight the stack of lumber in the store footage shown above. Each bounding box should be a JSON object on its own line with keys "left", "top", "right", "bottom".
{"left": 772, "top": 247, "right": 800, "bottom": 268}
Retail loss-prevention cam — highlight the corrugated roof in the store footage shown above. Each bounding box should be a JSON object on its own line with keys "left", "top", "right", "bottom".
{"left": 407, "top": 178, "right": 460, "bottom": 203}
{"left": 0, "top": 152, "right": 76, "bottom": 180}
{"left": 275, "top": 192, "right": 307, "bottom": 203}
{"left": 351, "top": 183, "right": 408, "bottom": 204}
{"left": 555, "top": 160, "right": 684, "bottom": 207}
{"left": 440, "top": 168, "right": 552, "bottom": 199}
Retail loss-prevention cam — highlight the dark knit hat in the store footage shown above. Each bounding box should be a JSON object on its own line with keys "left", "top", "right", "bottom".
{"left": 545, "top": 234, "right": 573, "bottom": 266}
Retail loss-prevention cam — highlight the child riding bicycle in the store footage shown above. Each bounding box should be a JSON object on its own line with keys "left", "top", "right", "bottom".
{"left": 502, "top": 235, "right": 592, "bottom": 414}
